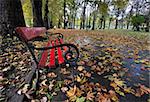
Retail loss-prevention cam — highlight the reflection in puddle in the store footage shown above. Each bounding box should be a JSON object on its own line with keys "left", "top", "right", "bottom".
{"left": 122, "top": 50, "right": 150, "bottom": 87}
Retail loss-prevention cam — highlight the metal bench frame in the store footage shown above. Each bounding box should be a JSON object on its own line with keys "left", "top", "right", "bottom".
{"left": 1, "top": 22, "right": 79, "bottom": 68}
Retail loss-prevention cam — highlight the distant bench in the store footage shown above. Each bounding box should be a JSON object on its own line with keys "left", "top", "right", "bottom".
{"left": 15, "top": 27, "right": 79, "bottom": 68}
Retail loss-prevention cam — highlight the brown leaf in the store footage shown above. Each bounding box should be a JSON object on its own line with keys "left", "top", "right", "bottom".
{"left": 85, "top": 72, "right": 91, "bottom": 77}
{"left": 77, "top": 66, "right": 84, "bottom": 71}
{"left": 47, "top": 72, "right": 57, "bottom": 78}
{"left": 109, "top": 90, "right": 119, "bottom": 102}
{"left": 86, "top": 91, "right": 95, "bottom": 101}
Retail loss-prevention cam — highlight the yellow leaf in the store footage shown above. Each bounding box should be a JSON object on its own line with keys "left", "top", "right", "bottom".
{"left": 110, "top": 82, "right": 117, "bottom": 88}
{"left": 114, "top": 79, "right": 125, "bottom": 87}
{"left": 115, "top": 89, "right": 125, "bottom": 96}
{"left": 67, "top": 85, "right": 83, "bottom": 101}
{"left": 76, "top": 76, "right": 87, "bottom": 84}
{"left": 76, "top": 88, "right": 84, "bottom": 97}
{"left": 67, "top": 85, "right": 76, "bottom": 97}
{"left": 124, "top": 87, "right": 134, "bottom": 93}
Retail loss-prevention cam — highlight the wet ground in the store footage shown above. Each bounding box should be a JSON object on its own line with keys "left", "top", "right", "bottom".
{"left": 75, "top": 35, "right": 150, "bottom": 102}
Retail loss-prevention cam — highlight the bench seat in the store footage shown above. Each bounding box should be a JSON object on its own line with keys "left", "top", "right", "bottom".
{"left": 15, "top": 27, "right": 79, "bottom": 68}
{"left": 38, "top": 38, "right": 66, "bottom": 68}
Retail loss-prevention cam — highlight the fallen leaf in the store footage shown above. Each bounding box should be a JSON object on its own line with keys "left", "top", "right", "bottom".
{"left": 47, "top": 72, "right": 57, "bottom": 78}
{"left": 114, "top": 79, "right": 125, "bottom": 87}
{"left": 85, "top": 72, "right": 91, "bottom": 77}
{"left": 124, "top": 87, "right": 134, "bottom": 94}
{"left": 40, "top": 97, "right": 47, "bottom": 102}
{"left": 77, "top": 66, "right": 84, "bottom": 71}
{"left": 61, "top": 87, "right": 68, "bottom": 93}
{"left": 76, "top": 75, "right": 87, "bottom": 84}
{"left": 40, "top": 79, "right": 48, "bottom": 87}
{"left": 86, "top": 91, "right": 95, "bottom": 101}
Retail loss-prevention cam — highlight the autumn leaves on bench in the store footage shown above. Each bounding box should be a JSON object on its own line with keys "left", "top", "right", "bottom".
{"left": 15, "top": 27, "right": 79, "bottom": 69}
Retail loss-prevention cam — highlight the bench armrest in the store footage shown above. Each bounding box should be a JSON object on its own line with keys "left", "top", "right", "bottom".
{"left": 30, "top": 43, "right": 79, "bottom": 62}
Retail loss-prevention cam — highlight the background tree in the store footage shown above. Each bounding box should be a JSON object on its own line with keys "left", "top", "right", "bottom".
{"left": 67, "top": 0, "right": 78, "bottom": 29}
{"left": 44, "top": 0, "right": 49, "bottom": 29}
{"left": 98, "top": 0, "right": 108, "bottom": 29}
{"left": 48, "top": 0, "right": 63, "bottom": 28}
{"left": 80, "top": 0, "right": 89, "bottom": 29}
{"left": 131, "top": 15, "right": 145, "bottom": 31}
{"left": 91, "top": 1, "right": 98, "bottom": 30}
{"left": 64, "top": 0, "right": 67, "bottom": 29}
{"left": 30, "top": 0, "right": 44, "bottom": 26}
{"left": 113, "top": 0, "right": 128, "bottom": 29}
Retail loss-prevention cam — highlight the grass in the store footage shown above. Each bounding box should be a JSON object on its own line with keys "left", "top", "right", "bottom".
{"left": 101, "top": 29, "right": 150, "bottom": 39}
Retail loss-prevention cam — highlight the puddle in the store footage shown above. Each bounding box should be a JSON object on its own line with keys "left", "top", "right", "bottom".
{"left": 122, "top": 50, "right": 150, "bottom": 87}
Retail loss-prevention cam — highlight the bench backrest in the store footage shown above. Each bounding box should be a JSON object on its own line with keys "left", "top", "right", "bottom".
{"left": 15, "top": 27, "right": 46, "bottom": 42}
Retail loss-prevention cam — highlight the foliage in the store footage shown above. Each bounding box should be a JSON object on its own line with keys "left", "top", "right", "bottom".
{"left": 98, "top": 1, "right": 108, "bottom": 16}
{"left": 131, "top": 15, "right": 145, "bottom": 26}
{"left": 22, "top": 0, "right": 33, "bottom": 26}
{"left": 113, "top": 0, "right": 128, "bottom": 9}
{"left": 47, "top": 0, "right": 64, "bottom": 26}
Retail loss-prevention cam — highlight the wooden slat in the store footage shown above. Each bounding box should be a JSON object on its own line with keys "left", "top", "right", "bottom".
{"left": 56, "top": 39, "right": 64, "bottom": 64}
{"left": 59, "top": 38, "right": 68, "bottom": 52}
{"left": 48, "top": 41, "right": 55, "bottom": 67}
{"left": 38, "top": 42, "right": 50, "bottom": 67}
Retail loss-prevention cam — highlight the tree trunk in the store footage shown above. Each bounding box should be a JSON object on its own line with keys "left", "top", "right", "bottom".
{"left": 127, "top": 6, "right": 133, "bottom": 30}
{"left": 108, "top": 18, "right": 112, "bottom": 29}
{"left": 44, "top": 0, "right": 49, "bottom": 29}
{"left": 103, "top": 19, "right": 106, "bottom": 29}
{"left": 58, "top": 19, "right": 61, "bottom": 28}
{"left": 80, "top": 19, "right": 82, "bottom": 29}
{"left": 88, "top": 16, "right": 91, "bottom": 29}
{"left": 115, "top": 19, "right": 118, "bottom": 29}
{"left": 30, "top": 0, "right": 43, "bottom": 27}
{"left": 145, "top": 11, "right": 150, "bottom": 32}
{"left": 136, "top": 25, "right": 140, "bottom": 31}
{"left": 64, "top": 0, "right": 66, "bottom": 29}
{"left": 73, "top": 14, "right": 76, "bottom": 29}
{"left": 0, "top": 0, "right": 25, "bottom": 35}
{"left": 145, "top": 22, "right": 149, "bottom": 32}
{"left": 81, "top": 0, "right": 87, "bottom": 29}
{"left": 99, "top": 18, "right": 103, "bottom": 29}
{"left": 115, "top": 8, "right": 119, "bottom": 29}
{"left": 127, "top": 21, "right": 130, "bottom": 29}
{"left": 0, "top": 0, "right": 25, "bottom": 51}
{"left": 92, "top": 11, "right": 96, "bottom": 30}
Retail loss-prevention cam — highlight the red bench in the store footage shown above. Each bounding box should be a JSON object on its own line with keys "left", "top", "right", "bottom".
{"left": 15, "top": 27, "right": 79, "bottom": 68}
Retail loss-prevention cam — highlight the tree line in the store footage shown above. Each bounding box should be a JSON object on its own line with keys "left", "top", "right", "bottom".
{"left": 0, "top": 0, "right": 150, "bottom": 34}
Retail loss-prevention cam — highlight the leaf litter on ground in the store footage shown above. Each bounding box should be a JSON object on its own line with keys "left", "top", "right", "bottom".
{"left": 1, "top": 29, "right": 150, "bottom": 101}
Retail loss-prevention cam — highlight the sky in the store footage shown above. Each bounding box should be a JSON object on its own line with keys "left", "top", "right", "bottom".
{"left": 76, "top": 0, "right": 150, "bottom": 19}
